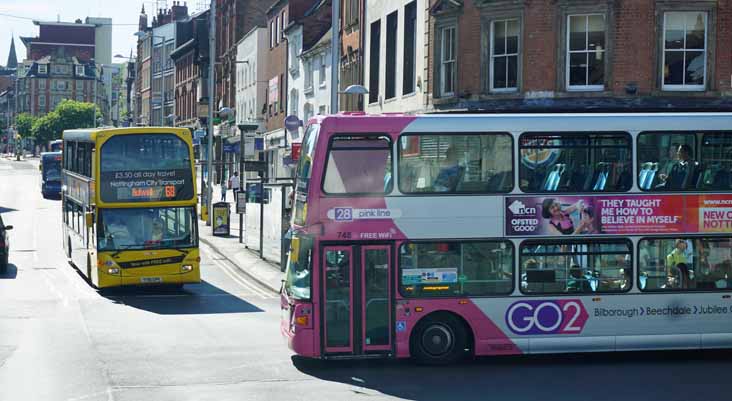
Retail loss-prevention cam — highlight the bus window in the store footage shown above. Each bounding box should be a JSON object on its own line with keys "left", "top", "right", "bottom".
{"left": 699, "top": 133, "right": 732, "bottom": 190}
{"left": 637, "top": 132, "right": 697, "bottom": 191}
{"left": 519, "top": 132, "right": 631, "bottom": 193}
{"left": 293, "top": 124, "right": 319, "bottom": 226}
{"left": 639, "top": 237, "right": 732, "bottom": 291}
{"left": 284, "top": 235, "right": 313, "bottom": 300}
{"left": 398, "top": 133, "right": 513, "bottom": 194}
{"left": 399, "top": 240, "right": 514, "bottom": 297}
{"left": 322, "top": 135, "right": 392, "bottom": 195}
{"left": 519, "top": 240, "right": 632, "bottom": 294}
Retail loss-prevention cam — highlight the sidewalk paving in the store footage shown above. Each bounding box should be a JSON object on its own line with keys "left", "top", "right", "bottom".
{"left": 198, "top": 184, "right": 284, "bottom": 294}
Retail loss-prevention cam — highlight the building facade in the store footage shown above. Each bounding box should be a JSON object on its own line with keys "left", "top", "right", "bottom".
{"left": 428, "top": 0, "right": 732, "bottom": 112}
{"left": 215, "top": 0, "right": 269, "bottom": 129}
{"left": 236, "top": 27, "right": 268, "bottom": 135}
{"left": 152, "top": 22, "right": 177, "bottom": 126}
{"left": 287, "top": 13, "right": 333, "bottom": 131}
{"left": 172, "top": 9, "right": 210, "bottom": 130}
{"left": 364, "top": 0, "right": 428, "bottom": 113}
{"left": 15, "top": 56, "right": 104, "bottom": 118}
{"left": 339, "top": 0, "right": 364, "bottom": 111}
{"left": 135, "top": 3, "right": 189, "bottom": 126}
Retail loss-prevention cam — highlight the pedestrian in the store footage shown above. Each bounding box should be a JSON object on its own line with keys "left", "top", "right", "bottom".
{"left": 229, "top": 171, "right": 240, "bottom": 199}
{"left": 221, "top": 179, "right": 227, "bottom": 201}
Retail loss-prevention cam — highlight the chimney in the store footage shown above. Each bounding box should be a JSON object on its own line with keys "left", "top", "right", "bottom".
{"left": 171, "top": 1, "right": 189, "bottom": 21}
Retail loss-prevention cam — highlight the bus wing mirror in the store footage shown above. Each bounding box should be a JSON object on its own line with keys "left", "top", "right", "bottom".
{"left": 85, "top": 212, "right": 94, "bottom": 228}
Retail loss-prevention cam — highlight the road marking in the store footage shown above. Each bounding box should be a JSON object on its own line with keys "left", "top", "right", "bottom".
{"left": 210, "top": 255, "right": 272, "bottom": 298}
{"left": 200, "top": 244, "right": 274, "bottom": 298}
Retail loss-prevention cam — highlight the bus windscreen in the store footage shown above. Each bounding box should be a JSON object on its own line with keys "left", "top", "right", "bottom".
{"left": 99, "top": 134, "right": 194, "bottom": 203}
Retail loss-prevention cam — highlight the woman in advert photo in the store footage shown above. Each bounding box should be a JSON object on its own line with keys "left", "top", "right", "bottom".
{"left": 541, "top": 198, "right": 595, "bottom": 235}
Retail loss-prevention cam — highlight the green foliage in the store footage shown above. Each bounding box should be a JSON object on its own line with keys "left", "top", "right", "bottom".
{"left": 55, "top": 99, "right": 100, "bottom": 130}
{"left": 30, "top": 100, "right": 101, "bottom": 143}
{"left": 31, "top": 112, "right": 61, "bottom": 144}
{"left": 15, "top": 113, "right": 36, "bottom": 138}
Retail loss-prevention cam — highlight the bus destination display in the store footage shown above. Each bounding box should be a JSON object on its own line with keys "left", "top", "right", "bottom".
{"left": 100, "top": 169, "right": 194, "bottom": 202}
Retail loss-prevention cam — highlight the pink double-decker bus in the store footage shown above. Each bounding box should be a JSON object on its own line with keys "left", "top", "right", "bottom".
{"left": 282, "top": 112, "right": 732, "bottom": 363}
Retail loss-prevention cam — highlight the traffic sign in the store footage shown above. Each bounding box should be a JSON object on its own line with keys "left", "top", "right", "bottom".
{"left": 284, "top": 115, "right": 302, "bottom": 133}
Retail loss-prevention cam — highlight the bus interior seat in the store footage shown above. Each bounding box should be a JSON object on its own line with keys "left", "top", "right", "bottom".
{"left": 592, "top": 163, "right": 611, "bottom": 191}
{"left": 542, "top": 164, "right": 565, "bottom": 191}
{"left": 639, "top": 162, "right": 658, "bottom": 190}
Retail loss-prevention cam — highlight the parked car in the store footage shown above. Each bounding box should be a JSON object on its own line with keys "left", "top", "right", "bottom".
{"left": 0, "top": 213, "right": 12, "bottom": 273}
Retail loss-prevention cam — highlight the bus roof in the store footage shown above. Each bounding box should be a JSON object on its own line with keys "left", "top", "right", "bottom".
{"left": 62, "top": 127, "right": 192, "bottom": 143}
{"left": 307, "top": 112, "right": 732, "bottom": 134}
{"left": 40, "top": 151, "right": 62, "bottom": 159}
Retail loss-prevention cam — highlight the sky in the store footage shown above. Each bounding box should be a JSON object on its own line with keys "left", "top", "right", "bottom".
{"left": 0, "top": 0, "right": 206, "bottom": 66}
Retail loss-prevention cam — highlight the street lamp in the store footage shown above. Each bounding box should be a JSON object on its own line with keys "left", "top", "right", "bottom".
{"left": 135, "top": 31, "right": 168, "bottom": 127}
{"left": 339, "top": 84, "right": 369, "bottom": 111}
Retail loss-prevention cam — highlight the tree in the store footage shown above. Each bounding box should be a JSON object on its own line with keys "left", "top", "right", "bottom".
{"left": 31, "top": 112, "right": 61, "bottom": 144}
{"left": 15, "top": 113, "right": 36, "bottom": 138}
{"left": 55, "top": 99, "right": 100, "bottom": 131}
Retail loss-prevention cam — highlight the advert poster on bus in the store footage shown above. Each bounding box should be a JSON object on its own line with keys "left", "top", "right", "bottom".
{"left": 99, "top": 169, "right": 194, "bottom": 203}
{"left": 505, "top": 195, "right": 732, "bottom": 236}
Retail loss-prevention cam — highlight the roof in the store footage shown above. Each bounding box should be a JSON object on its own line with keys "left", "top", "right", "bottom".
{"left": 62, "top": 127, "right": 192, "bottom": 143}
{"left": 33, "top": 20, "right": 96, "bottom": 28}
{"left": 301, "top": 29, "right": 331, "bottom": 57}
{"left": 170, "top": 38, "right": 196, "bottom": 60}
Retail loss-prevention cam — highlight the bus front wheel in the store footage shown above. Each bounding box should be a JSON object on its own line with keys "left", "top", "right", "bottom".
{"left": 410, "top": 312, "right": 469, "bottom": 365}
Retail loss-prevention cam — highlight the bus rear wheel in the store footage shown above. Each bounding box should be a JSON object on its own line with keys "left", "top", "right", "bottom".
{"left": 410, "top": 312, "right": 469, "bottom": 365}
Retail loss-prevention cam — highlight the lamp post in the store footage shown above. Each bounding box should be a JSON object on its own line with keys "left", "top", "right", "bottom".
{"left": 330, "top": 0, "right": 340, "bottom": 113}
{"left": 206, "top": 0, "right": 216, "bottom": 226}
{"left": 135, "top": 31, "right": 168, "bottom": 127}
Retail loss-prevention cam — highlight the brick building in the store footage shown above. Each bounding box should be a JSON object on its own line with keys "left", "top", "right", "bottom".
{"left": 339, "top": 0, "right": 364, "bottom": 111}
{"left": 215, "top": 0, "right": 269, "bottom": 118}
{"left": 14, "top": 19, "right": 110, "bottom": 121}
{"left": 171, "top": 9, "right": 210, "bottom": 129}
{"left": 428, "top": 0, "right": 732, "bottom": 112}
{"left": 15, "top": 56, "right": 104, "bottom": 118}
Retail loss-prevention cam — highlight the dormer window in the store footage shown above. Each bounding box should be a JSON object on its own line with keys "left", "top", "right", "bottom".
{"left": 75, "top": 66, "right": 85, "bottom": 76}
{"left": 38, "top": 64, "right": 48, "bottom": 74}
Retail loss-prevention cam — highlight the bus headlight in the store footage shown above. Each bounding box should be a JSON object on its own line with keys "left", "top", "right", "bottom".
{"left": 181, "top": 264, "right": 193, "bottom": 273}
{"left": 107, "top": 267, "right": 120, "bottom": 275}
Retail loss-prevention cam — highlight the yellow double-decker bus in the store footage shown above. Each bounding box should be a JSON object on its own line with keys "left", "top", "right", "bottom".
{"left": 62, "top": 127, "right": 200, "bottom": 288}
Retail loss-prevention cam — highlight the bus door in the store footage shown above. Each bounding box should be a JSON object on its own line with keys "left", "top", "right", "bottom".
{"left": 322, "top": 245, "right": 393, "bottom": 356}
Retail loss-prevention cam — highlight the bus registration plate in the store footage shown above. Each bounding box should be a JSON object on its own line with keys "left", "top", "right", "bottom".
{"left": 140, "top": 277, "right": 163, "bottom": 284}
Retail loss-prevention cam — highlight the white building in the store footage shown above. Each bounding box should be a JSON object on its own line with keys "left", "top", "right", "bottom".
{"left": 235, "top": 27, "right": 268, "bottom": 162}
{"left": 151, "top": 22, "right": 176, "bottom": 126}
{"left": 287, "top": 26, "right": 331, "bottom": 139}
{"left": 364, "top": 0, "right": 426, "bottom": 113}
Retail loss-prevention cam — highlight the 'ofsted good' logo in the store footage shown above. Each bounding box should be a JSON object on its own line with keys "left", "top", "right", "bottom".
{"left": 505, "top": 299, "right": 589, "bottom": 335}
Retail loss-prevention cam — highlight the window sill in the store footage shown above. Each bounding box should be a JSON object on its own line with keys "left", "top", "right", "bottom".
{"left": 304, "top": 86, "right": 314, "bottom": 96}
{"left": 402, "top": 91, "right": 417, "bottom": 99}
{"left": 384, "top": 97, "right": 398, "bottom": 104}
{"left": 566, "top": 86, "right": 605, "bottom": 92}
{"left": 660, "top": 86, "right": 707, "bottom": 93}
{"left": 319, "top": 82, "right": 327, "bottom": 89}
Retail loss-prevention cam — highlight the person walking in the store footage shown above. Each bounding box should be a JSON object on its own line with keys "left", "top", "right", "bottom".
{"left": 229, "top": 171, "right": 240, "bottom": 199}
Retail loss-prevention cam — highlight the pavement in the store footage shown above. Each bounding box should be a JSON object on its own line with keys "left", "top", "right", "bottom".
{"left": 197, "top": 184, "right": 284, "bottom": 294}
